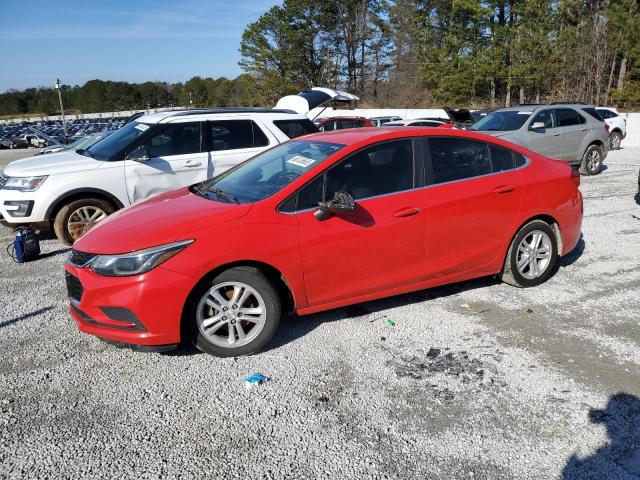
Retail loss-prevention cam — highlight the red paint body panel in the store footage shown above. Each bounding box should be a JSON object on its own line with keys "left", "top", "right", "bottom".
{"left": 67, "top": 127, "right": 584, "bottom": 347}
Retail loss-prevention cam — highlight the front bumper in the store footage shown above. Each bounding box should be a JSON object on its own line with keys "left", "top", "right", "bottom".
{"left": 0, "top": 188, "right": 48, "bottom": 224}
{"left": 64, "top": 261, "right": 197, "bottom": 348}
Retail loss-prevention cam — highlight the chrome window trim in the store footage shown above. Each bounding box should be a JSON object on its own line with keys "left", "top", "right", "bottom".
{"left": 276, "top": 139, "right": 531, "bottom": 216}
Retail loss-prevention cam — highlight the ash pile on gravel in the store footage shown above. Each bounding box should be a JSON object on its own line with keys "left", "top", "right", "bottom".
{"left": 387, "top": 348, "right": 500, "bottom": 383}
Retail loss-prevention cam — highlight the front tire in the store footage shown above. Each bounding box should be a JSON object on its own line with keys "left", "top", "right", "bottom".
{"left": 579, "top": 145, "right": 604, "bottom": 175}
{"left": 53, "top": 198, "right": 114, "bottom": 245}
{"left": 187, "top": 267, "right": 281, "bottom": 357}
{"left": 500, "top": 220, "right": 558, "bottom": 288}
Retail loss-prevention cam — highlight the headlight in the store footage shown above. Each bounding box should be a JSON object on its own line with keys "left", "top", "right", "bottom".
{"left": 90, "top": 240, "right": 194, "bottom": 277}
{"left": 2, "top": 175, "right": 48, "bottom": 191}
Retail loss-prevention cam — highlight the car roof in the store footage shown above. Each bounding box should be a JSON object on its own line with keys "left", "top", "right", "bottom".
{"left": 301, "top": 126, "right": 503, "bottom": 146}
{"left": 497, "top": 103, "right": 596, "bottom": 114}
{"left": 135, "top": 108, "right": 306, "bottom": 124}
{"left": 317, "top": 116, "right": 367, "bottom": 122}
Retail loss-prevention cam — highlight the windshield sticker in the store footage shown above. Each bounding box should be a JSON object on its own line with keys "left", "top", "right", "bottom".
{"left": 517, "top": 111, "right": 533, "bottom": 115}
{"left": 286, "top": 155, "right": 316, "bottom": 168}
{"left": 135, "top": 124, "right": 150, "bottom": 131}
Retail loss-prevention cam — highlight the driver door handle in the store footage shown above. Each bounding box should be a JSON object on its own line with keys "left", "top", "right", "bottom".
{"left": 184, "top": 160, "right": 202, "bottom": 167}
{"left": 394, "top": 207, "right": 420, "bottom": 217}
{"left": 553, "top": 132, "right": 561, "bottom": 136}
{"left": 494, "top": 185, "right": 514, "bottom": 194}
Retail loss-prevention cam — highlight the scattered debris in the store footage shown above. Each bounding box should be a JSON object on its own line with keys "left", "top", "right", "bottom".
{"left": 387, "top": 349, "right": 502, "bottom": 401}
{"left": 368, "top": 315, "right": 386, "bottom": 323}
{"left": 632, "top": 214, "right": 640, "bottom": 220}
{"left": 386, "top": 319, "right": 396, "bottom": 327}
{"left": 380, "top": 336, "right": 386, "bottom": 342}
{"left": 461, "top": 303, "right": 490, "bottom": 315}
{"left": 387, "top": 349, "right": 499, "bottom": 381}
{"left": 244, "top": 373, "right": 268, "bottom": 388}
{"left": 527, "top": 308, "right": 534, "bottom": 313}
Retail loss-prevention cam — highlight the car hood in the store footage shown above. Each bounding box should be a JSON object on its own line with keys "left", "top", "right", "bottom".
{"left": 2, "top": 150, "right": 101, "bottom": 176}
{"left": 73, "top": 187, "right": 252, "bottom": 254}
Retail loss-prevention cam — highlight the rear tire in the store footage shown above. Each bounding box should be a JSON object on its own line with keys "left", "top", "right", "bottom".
{"left": 187, "top": 267, "right": 281, "bottom": 357}
{"left": 609, "top": 131, "right": 622, "bottom": 150}
{"left": 53, "top": 198, "right": 114, "bottom": 245}
{"left": 579, "top": 145, "right": 603, "bottom": 175}
{"left": 500, "top": 220, "right": 558, "bottom": 288}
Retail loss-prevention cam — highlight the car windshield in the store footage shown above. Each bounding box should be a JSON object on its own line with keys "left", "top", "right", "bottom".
{"left": 192, "top": 140, "right": 344, "bottom": 204}
{"left": 83, "top": 121, "right": 150, "bottom": 160}
{"left": 470, "top": 110, "right": 531, "bottom": 131}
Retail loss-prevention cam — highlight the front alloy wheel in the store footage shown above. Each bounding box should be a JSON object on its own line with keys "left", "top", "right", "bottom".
{"left": 196, "top": 282, "right": 267, "bottom": 349}
{"left": 189, "top": 267, "right": 281, "bottom": 357}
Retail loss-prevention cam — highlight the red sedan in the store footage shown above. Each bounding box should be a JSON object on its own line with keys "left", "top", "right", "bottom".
{"left": 65, "top": 128, "right": 583, "bottom": 357}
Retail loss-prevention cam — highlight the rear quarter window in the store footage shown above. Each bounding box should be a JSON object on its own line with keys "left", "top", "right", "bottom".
{"left": 273, "top": 119, "right": 319, "bottom": 139}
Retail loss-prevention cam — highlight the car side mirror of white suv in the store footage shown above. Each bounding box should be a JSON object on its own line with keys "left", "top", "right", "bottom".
{"left": 529, "top": 121, "right": 546, "bottom": 131}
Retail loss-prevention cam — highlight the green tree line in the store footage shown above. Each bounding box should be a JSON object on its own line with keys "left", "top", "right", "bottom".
{"left": 239, "top": 0, "right": 640, "bottom": 108}
{"left": 0, "top": 75, "right": 261, "bottom": 116}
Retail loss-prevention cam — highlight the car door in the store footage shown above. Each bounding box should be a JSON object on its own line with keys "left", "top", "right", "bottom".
{"left": 555, "top": 108, "right": 586, "bottom": 161}
{"left": 423, "top": 137, "right": 524, "bottom": 279}
{"left": 206, "top": 120, "right": 272, "bottom": 177}
{"left": 123, "top": 122, "right": 206, "bottom": 204}
{"left": 524, "top": 109, "right": 563, "bottom": 158}
{"left": 293, "top": 139, "right": 427, "bottom": 307}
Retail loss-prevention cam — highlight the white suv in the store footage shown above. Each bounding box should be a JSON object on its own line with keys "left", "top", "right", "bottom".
{"left": 0, "top": 108, "right": 318, "bottom": 244}
{"left": 596, "top": 107, "right": 627, "bottom": 150}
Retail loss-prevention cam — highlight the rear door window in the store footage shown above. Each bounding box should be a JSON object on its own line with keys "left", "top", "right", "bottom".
{"left": 208, "top": 120, "right": 269, "bottom": 151}
{"left": 555, "top": 108, "right": 585, "bottom": 127}
{"left": 337, "top": 119, "right": 358, "bottom": 129}
{"left": 428, "top": 138, "right": 491, "bottom": 183}
{"left": 273, "top": 119, "right": 319, "bottom": 139}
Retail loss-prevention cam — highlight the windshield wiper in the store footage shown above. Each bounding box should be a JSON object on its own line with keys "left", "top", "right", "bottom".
{"left": 76, "top": 148, "right": 94, "bottom": 158}
{"left": 210, "top": 187, "right": 240, "bottom": 204}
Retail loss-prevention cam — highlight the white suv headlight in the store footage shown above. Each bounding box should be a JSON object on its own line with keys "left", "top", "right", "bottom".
{"left": 1, "top": 175, "right": 48, "bottom": 191}
{"left": 89, "top": 240, "right": 194, "bottom": 277}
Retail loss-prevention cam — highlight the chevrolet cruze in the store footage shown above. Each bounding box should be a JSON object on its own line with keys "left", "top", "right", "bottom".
{"left": 65, "top": 127, "right": 583, "bottom": 357}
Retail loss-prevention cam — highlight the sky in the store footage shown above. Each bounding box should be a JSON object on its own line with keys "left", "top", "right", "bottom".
{"left": 0, "top": 0, "right": 279, "bottom": 92}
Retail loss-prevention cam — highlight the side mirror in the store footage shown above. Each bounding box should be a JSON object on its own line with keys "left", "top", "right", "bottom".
{"left": 529, "top": 121, "right": 545, "bottom": 131}
{"left": 126, "top": 145, "right": 151, "bottom": 161}
{"left": 314, "top": 191, "right": 355, "bottom": 221}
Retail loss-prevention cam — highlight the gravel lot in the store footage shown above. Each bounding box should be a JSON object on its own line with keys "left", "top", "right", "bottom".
{"left": 1, "top": 147, "right": 639, "bottom": 480}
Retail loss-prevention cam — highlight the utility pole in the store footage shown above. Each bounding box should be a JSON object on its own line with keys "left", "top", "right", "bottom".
{"left": 54, "top": 78, "right": 67, "bottom": 140}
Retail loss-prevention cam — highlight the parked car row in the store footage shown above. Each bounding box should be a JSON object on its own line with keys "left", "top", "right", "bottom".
{"left": 0, "top": 117, "right": 127, "bottom": 150}
{"left": 0, "top": 87, "right": 599, "bottom": 357}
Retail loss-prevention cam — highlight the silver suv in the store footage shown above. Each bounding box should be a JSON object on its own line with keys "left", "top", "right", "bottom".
{"left": 470, "top": 104, "right": 609, "bottom": 175}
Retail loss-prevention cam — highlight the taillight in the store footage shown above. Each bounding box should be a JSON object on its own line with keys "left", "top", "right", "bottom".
{"left": 571, "top": 166, "right": 581, "bottom": 187}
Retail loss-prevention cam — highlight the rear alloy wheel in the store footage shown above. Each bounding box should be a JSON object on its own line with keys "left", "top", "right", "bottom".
{"left": 579, "top": 145, "right": 604, "bottom": 176}
{"left": 500, "top": 220, "right": 558, "bottom": 288}
{"left": 189, "top": 267, "right": 281, "bottom": 357}
{"left": 53, "top": 198, "right": 114, "bottom": 245}
{"left": 609, "top": 131, "right": 622, "bottom": 150}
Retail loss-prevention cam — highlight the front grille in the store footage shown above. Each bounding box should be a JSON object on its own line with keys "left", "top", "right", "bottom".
{"left": 65, "top": 271, "right": 84, "bottom": 303}
{"left": 68, "top": 250, "right": 96, "bottom": 267}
